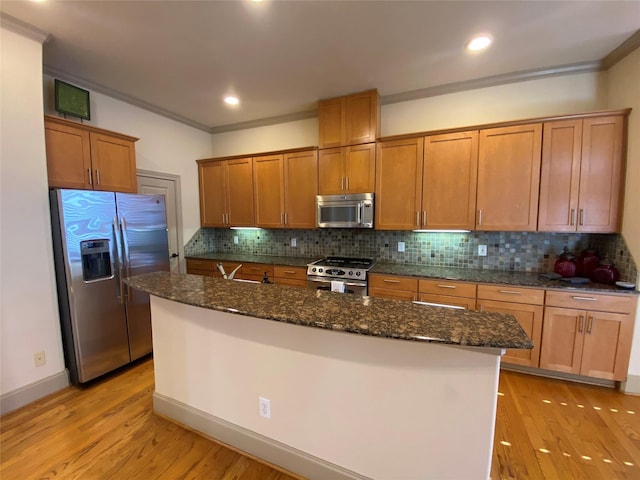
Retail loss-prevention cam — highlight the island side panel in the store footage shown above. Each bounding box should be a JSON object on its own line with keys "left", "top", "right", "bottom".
{"left": 150, "top": 296, "right": 500, "bottom": 480}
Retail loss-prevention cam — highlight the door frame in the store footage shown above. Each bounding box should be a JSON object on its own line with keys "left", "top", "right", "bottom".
{"left": 137, "top": 169, "right": 185, "bottom": 273}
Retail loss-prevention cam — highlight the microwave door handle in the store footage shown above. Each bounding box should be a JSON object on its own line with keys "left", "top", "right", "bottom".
{"left": 356, "top": 203, "right": 362, "bottom": 225}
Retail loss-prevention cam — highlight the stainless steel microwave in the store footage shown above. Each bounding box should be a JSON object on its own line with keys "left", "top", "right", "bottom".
{"left": 316, "top": 193, "right": 374, "bottom": 228}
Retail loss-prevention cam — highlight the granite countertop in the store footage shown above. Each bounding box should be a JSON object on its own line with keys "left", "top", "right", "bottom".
{"left": 126, "top": 271, "right": 533, "bottom": 350}
{"left": 187, "top": 253, "right": 637, "bottom": 295}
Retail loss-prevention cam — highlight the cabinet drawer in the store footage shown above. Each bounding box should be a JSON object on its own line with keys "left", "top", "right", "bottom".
{"left": 417, "top": 293, "right": 476, "bottom": 310}
{"left": 274, "top": 266, "right": 307, "bottom": 281}
{"left": 477, "top": 284, "right": 544, "bottom": 305}
{"left": 274, "top": 277, "right": 307, "bottom": 288}
{"left": 369, "top": 274, "right": 418, "bottom": 293}
{"left": 419, "top": 279, "right": 476, "bottom": 298}
{"left": 369, "top": 287, "right": 416, "bottom": 302}
{"left": 242, "top": 263, "right": 274, "bottom": 276}
{"left": 545, "top": 290, "right": 637, "bottom": 314}
{"left": 186, "top": 258, "right": 216, "bottom": 274}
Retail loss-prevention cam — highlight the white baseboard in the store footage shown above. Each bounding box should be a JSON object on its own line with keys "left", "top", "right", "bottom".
{"left": 0, "top": 370, "right": 69, "bottom": 415}
{"left": 622, "top": 374, "right": 640, "bottom": 395}
{"left": 153, "top": 392, "right": 371, "bottom": 480}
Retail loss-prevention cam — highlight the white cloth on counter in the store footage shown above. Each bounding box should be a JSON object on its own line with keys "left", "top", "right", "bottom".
{"left": 331, "top": 280, "right": 345, "bottom": 293}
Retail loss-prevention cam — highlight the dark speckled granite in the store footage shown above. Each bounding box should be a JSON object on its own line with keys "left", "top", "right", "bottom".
{"left": 126, "top": 272, "right": 533, "bottom": 350}
{"left": 371, "top": 262, "right": 639, "bottom": 295}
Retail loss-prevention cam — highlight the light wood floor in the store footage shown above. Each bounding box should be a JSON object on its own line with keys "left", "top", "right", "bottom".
{"left": 1, "top": 358, "right": 639, "bottom": 480}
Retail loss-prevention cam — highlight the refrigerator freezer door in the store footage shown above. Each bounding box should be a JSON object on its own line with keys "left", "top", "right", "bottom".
{"left": 55, "top": 190, "right": 131, "bottom": 383}
{"left": 116, "top": 193, "right": 170, "bottom": 360}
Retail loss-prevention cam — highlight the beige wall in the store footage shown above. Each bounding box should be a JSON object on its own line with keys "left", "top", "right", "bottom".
{"left": 607, "top": 46, "right": 640, "bottom": 379}
{"left": 0, "top": 28, "right": 66, "bottom": 395}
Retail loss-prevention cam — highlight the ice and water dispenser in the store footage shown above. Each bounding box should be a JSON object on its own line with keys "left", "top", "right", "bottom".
{"left": 80, "top": 240, "right": 113, "bottom": 281}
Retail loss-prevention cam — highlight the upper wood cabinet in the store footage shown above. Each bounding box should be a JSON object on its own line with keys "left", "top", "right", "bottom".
{"left": 198, "top": 157, "right": 254, "bottom": 227}
{"left": 375, "top": 138, "right": 423, "bottom": 230}
{"left": 44, "top": 116, "right": 137, "bottom": 193}
{"left": 538, "top": 115, "right": 625, "bottom": 233}
{"left": 476, "top": 123, "right": 542, "bottom": 231}
{"left": 318, "top": 143, "right": 375, "bottom": 194}
{"left": 375, "top": 131, "right": 478, "bottom": 231}
{"left": 422, "top": 131, "right": 478, "bottom": 230}
{"left": 253, "top": 149, "right": 318, "bottom": 228}
{"left": 318, "top": 89, "right": 380, "bottom": 148}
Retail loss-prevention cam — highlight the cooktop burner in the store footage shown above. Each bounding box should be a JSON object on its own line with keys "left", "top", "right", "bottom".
{"left": 307, "top": 257, "right": 375, "bottom": 279}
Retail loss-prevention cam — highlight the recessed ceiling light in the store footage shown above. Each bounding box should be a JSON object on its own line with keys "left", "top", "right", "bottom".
{"left": 467, "top": 34, "right": 493, "bottom": 52}
{"left": 224, "top": 96, "right": 239, "bottom": 106}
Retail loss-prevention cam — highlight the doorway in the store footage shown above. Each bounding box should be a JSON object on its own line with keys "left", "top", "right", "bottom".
{"left": 137, "top": 170, "right": 184, "bottom": 273}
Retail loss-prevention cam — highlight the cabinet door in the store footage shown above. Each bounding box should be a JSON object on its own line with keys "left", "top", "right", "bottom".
{"left": 44, "top": 120, "right": 92, "bottom": 189}
{"left": 477, "top": 299, "right": 543, "bottom": 368}
{"left": 477, "top": 124, "right": 542, "bottom": 231}
{"left": 253, "top": 154, "right": 284, "bottom": 228}
{"left": 227, "top": 158, "right": 255, "bottom": 227}
{"left": 423, "top": 131, "right": 478, "bottom": 230}
{"left": 284, "top": 150, "right": 317, "bottom": 228}
{"left": 89, "top": 133, "right": 137, "bottom": 193}
{"left": 375, "top": 138, "right": 423, "bottom": 230}
{"left": 344, "top": 90, "right": 379, "bottom": 146}
{"left": 318, "top": 97, "right": 344, "bottom": 148}
{"left": 539, "top": 307, "right": 585, "bottom": 375}
{"left": 581, "top": 311, "right": 632, "bottom": 381}
{"left": 345, "top": 143, "right": 375, "bottom": 193}
{"left": 199, "top": 161, "right": 227, "bottom": 227}
{"left": 318, "top": 148, "right": 345, "bottom": 194}
{"left": 577, "top": 115, "right": 624, "bottom": 233}
{"left": 538, "top": 120, "right": 582, "bottom": 232}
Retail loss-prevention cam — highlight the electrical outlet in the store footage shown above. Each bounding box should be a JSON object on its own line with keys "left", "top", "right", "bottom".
{"left": 34, "top": 351, "right": 46, "bottom": 367}
{"left": 291, "top": 238, "right": 297, "bottom": 247}
{"left": 259, "top": 397, "right": 271, "bottom": 419}
{"left": 478, "top": 245, "right": 488, "bottom": 256}
{"left": 233, "top": 236, "right": 239, "bottom": 245}
{"left": 398, "top": 241, "right": 405, "bottom": 253}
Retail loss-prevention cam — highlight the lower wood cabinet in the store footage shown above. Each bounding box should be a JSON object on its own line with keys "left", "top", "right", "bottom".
{"left": 477, "top": 285, "right": 544, "bottom": 368}
{"left": 186, "top": 258, "right": 242, "bottom": 278}
{"left": 241, "top": 263, "right": 274, "bottom": 283}
{"left": 274, "top": 266, "right": 307, "bottom": 287}
{"left": 368, "top": 274, "right": 418, "bottom": 301}
{"left": 539, "top": 291, "right": 636, "bottom": 381}
{"left": 417, "top": 279, "right": 477, "bottom": 309}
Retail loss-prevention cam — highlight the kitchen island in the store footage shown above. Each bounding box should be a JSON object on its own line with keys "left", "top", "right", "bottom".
{"left": 127, "top": 272, "right": 532, "bottom": 480}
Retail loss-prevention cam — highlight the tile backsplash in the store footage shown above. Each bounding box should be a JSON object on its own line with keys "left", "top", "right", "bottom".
{"left": 185, "top": 229, "right": 638, "bottom": 282}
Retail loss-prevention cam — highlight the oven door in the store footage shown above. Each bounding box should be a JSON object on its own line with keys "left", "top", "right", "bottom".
{"left": 306, "top": 276, "right": 367, "bottom": 296}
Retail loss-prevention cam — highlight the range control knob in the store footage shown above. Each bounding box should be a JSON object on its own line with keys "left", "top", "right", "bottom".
{"left": 312, "top": 267, "right": 317, "bottom": 273}
{"left": 319, "top": 268, "right": 323, "bottom": 273}
{"left": 348, "top": 271, "right": 353, "bottom": 275}
{"left": 356, "top": 271, "right": 361, "bottom": 277}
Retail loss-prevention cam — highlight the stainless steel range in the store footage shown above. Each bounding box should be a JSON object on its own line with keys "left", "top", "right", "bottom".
{"left": 307, "top": 257, "right": 375, "bottom": 296}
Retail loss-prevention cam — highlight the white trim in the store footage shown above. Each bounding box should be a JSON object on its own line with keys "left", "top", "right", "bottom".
{"left": 0, "top": 12, "right": 50, "bottom": 44}
{"left": 137, "top": 169, "right": 185, "bottom": 273}
{"left": 0, "top": 370, "right": 69, "bottom": 415}
{"left": 621, "top": 374, "right": 640, "bottom": 396}
{"left": 153, "top": 392, "right": 372, "bottom": 480}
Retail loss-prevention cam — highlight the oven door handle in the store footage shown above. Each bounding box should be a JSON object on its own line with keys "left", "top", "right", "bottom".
{"left": 307, "top": 277, "right": 366, "bottom": 287}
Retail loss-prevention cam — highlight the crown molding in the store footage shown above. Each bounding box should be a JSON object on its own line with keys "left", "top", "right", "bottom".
{"left": 210, "top": 109, "right": 317, "bottom": 134}
{"left": 0, "top": 12, "right": 50, "bottom": 44}
{"left": 602, "top": 28, "right": 640, "bottom": 69}
{"left": 380, "top": 61, "right": 602, "bottom": 106}
{"left": 43, "top": 65, "right": 213, "bottom": 133}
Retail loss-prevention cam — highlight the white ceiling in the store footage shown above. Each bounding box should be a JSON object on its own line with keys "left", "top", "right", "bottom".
{"left": 1, "top": 1, "right": 639, "bottom": 133}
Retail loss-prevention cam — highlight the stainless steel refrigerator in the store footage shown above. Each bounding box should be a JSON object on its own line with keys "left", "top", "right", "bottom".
{"left": 50, "top": 189, "right": 169, "bottom": 385}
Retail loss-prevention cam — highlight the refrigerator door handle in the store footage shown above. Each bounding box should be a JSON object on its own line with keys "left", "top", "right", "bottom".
{"left": 120, "top": 216, "right": 132, "bottom": 299}
{"left": 113, "top": 217, "right": 126, "bottom": 304}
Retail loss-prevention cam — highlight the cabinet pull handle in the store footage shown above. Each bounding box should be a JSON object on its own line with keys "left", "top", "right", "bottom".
{"left": 383, "top": 279, "right": 400, "bottom": 284}
{"left": 498, "top": 290, "right": 521, "bottom": 295}
{"left": 88, "top": 168, "right": 93, "bottom": 185}
{"left": 346, "top": 177, "right": 349, "bottom": 191}
{"left": 281, "top": 212, "right": 284, "bottom": 225}
{"left": 416, "top": 211, "right": 420, "bottom": 227}
{"left": 570, "top": 209, "right": 576, "bottom": 226}
{"left": 578, "top": 315, "right": 585, "bottom": 333}
{"left": 587, "top": 316, "right": 594, "bottom": 334}
{"left": 423, "top": 211, "right": 427, "bottom": 226}
{"left": 579, "top": 209, "right": 584, "bottom": 226}
{"left": 436, "top": 284, "right": 456, "bottom": 289}
{"left": 283, "top": 270, "right": 296, "bottom": 274}
{"left": 284, "top": 212, "right": 288, "bottom": 224}
{"left": 478, "top": 209, "right": 482, "bottom": 226}
{"left": 571, "top": 296, "right": 597, "bottom": 301}
{"left": 95, "top": 169, "right": 101, "bottom": 185}
{"left": 341, "top": 177, "right": 344, "bottom": 191}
